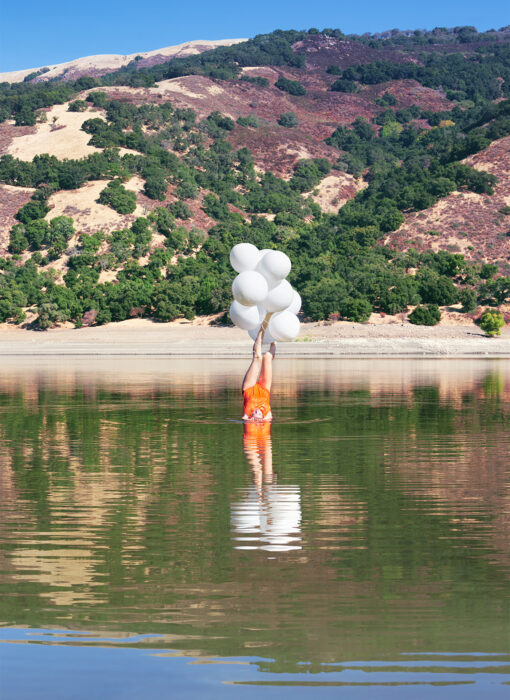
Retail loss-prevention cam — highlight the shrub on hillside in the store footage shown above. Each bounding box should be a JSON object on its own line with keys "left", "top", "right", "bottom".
{"left": 480, "top": 263, "right": 498, "bottom": 279}
{"left": 86, "top": 91, "right": 108, "bottom": 108}
{"left": 143, "top": 175, "right": 167, "bottom": 201}
{"left": 340, "top": 297, "right": 372, "bottom": 323}
{"left": 19, "top": 215, "right": 75, "bottom": 251}
{"left": 480, "top": 309, "right": 505, "bottom": 337}
{"left": 201, "top": 111, "right": 235, "bottom": 138}
{"left": 278, "top": 112, "right": 299, "bottom": 128}
{"left": 15, "top": 200, "right": 50, "bottom": 224}
{"left": 330, "top": 79, "right": 357, "bottom": 93}
{"left": 0, "top": 286, "right": 27, "bottom": 323}
{"left": 168, "top": 201, "right": 191, "bottom": 220}
{"left": 98, "top": 180, "right": 137, "bottom": 214}
{"left": 8, "top": 224, "right": 29, "bottom": 254}
{"left": 68, "top": 100, "right": 87, "bottom": 112}
{"left": 35, "top": 302, "right": 68, "bottom": 330}
{"left": 459, "top": 288, "right": 478, "bottom": 313}
{"left": 375, "top": 92, "right": 398, "bottom": 106}
{"left": 14, "top": 108, "right": 37, "bottom": 126}
{"left": 408, "top": 304, "right": 441, "bottom": 326}
{"left": 237, "top": 115, "right": 259, "bottom": 128}
{"left": 275, "top": 77, "right": 306, "bottom": 96}
{"left": 175, "top": 181, "right": 198, "bottom": 200}
{"left": 203, "top": 194, "right": 235, "bottom": 221}
{"left": 240, "top": 75, "right": 269, "bottom": 88}
{"left": 417, "top": 271, "right": 458, "bottom": 305}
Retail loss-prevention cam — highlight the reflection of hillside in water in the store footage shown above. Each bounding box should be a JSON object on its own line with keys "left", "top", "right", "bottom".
{"left": 0, "top": 359, "right": 509, "bottom": 663}
{"left": 1, "top": 357, "right": 510, "bottom": 398}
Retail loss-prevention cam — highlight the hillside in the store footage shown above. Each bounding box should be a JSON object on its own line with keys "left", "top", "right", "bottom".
{"left": 386, "top": 136, "right": 510, "bottom": 272}
{"left": 0, "top": 26, "right": 509, "bottom": 329}
{"left": 0, "top": 39, "right": 246, "bottom": 84}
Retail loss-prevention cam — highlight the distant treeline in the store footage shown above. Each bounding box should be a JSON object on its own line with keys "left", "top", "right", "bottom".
{"left": 328, "top": 42, "right": 510, "bottom": 103}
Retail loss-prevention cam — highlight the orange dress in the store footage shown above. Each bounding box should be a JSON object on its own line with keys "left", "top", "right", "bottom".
{"left": 243, "top": 383, "right": 271, "bottom": 419}
{"left": 243, "top": 419, "right": 272, "bottom": 449}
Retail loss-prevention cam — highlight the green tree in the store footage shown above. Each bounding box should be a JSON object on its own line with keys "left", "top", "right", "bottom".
{"left": 480, "top": 263, "right": 497, "bottom": 279}
{"left": 340, "top": 297, "right": 373, "bottom": 323}
{"left": 408, "top": 304, "right": 441, "bottom": 325}
{"left": 175, "top": 181, "right": 198, "bottom": 200}
{"left": 417, "top": 271, "right": 458, "bottom": 305}
{"left": 15, "top": 200, "right": 50, "bottom": 223}
{"left": 86, "top": 91, "right": 108, "bottom": 108}
{"left": 459, "top": 288, "right": 478, "bottom": 313}
{"left": 143, "top": 176, "right": 167, "bottom": 201}
{"left": 240, "top": 75, "right": 269, "bottom": 88}
{"left": 68, "top": 100, "right": 87, "bottom": 112}
{"left": 302, "top": 278, "right": 348, "bottom": 320}
{"left": 35, "top": 302, "right": 68, "bottom": 330}
{"left": 14, "top": 108, "right": 37, "bottom": 126}
{"left": 381, "top": 121, "right": 403, "bottom": 138}
{"left": 237, "top": 115, "right": 259, "bottom": 128}
{"left": 98, "top": 180, "right": 137, "bottom": 214}
{"left": 330, "top": 79, "right": 357, "bottom": 93}
{"left": 8, "top": 224, "right": 29, "bottom": 254}
{"left": 154, "top": 207, "right": 175, "bottom": 235}
{"left": 375, "top": 92, "right": 398, "bottom": 106}
{"left": 168, "top": 201, "right": 191, "bottom": 220}
{"left": 47, "top": 216, "right": 75, "bottom": 247}
{"left": 278, "top": 112, "right": 299, "bottom": 128}
{"left": 275, "top": 77, "right": 306, "bottom": 96}
{"left": 479, "top": 309, "right": 505, "bottom": 337}
{"left": 0, "top": 284, "right": 27, "bottom": 323}
{"left": 24, "top": 219, "right": 50, "bottom": 249}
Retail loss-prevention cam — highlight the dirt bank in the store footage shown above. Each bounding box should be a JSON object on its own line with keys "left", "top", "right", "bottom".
{"left": 0, "top": 318, "right": 508, "bottom": 357}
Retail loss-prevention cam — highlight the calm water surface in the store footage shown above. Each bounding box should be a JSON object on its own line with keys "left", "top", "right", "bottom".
{"left": 0, "top": 358, "right": 509, "bottom": 699}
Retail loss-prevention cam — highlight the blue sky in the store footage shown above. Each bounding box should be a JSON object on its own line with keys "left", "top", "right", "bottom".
{"left": 1, "top": 0, "right": 509, "bottom": 72}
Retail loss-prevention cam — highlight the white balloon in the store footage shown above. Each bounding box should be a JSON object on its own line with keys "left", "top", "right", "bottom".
{"left": 255, "top": 257, "right": 277, "bottom": 288}
{"left": 248, "top": 324, "right": 276, "bottom": 345}
{"left": 257, "top": 250, "right": 291, "bottom": 282}
{"left": 229, "top": 300, "right": 260, "bottom": 330}
{"left": 248, "top": 305, "right": 276, "bottom": 344}
{"left": 269, "top": 310, "right": 300, "bottom": 342}
{"left": 230, "top": 243, "right": 261, "bottom": 273}
{"left": 257, "top": 304, "right": 267, "bottom": 319}
{"left": 288, "top": 290, "right": 302, "bottom": 315}
{"left": 263, "top": 279, "right": 294, "bottom": 313}
{"left": 232, "top": 271, "right": 268, "bottom": 307}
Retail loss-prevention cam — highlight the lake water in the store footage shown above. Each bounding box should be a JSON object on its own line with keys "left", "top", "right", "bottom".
{"left": 0, "top": 358, "right": 509, "bottom": 699}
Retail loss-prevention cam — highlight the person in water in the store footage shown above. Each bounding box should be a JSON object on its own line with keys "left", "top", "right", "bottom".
{"left": 242, "top": 317, "right": 275, "bottom": 422}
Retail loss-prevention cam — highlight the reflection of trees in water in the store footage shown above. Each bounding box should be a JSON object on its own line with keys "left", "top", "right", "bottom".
{"left": 0, "top": 366, "right": 509, "bottom": 663}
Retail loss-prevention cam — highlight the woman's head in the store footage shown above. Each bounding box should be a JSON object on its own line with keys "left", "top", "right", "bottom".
{"left": 250, "top": 408, "right": 264, "bottom": 421}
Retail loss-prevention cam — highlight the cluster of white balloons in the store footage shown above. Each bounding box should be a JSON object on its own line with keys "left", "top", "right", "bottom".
{"left": 229, "top": 243, "right": 301, "bottom": 342}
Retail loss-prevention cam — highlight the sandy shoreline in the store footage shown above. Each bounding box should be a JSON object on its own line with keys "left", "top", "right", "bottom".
{"left": 0, "top": 319, "right": 508, "bottom": 357}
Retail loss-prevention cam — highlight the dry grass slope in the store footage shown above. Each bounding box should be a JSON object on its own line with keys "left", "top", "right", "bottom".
{"left": 387, "top": 136, "right": 510, "bottom": 273}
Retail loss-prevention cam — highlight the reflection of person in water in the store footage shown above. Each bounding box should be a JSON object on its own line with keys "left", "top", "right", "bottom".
{"left": 231, "top": 420, "right": 302, "bottom": 552}
{"left": 242, "top": 319, "right": 275, "bottom": 422}
{"left": 243, "top": 420, "right": 274, "bottom": 487}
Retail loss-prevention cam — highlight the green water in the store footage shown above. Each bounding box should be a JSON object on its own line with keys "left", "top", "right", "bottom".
{"left": 0, "top": 358, "right": 509, "bottom": 698}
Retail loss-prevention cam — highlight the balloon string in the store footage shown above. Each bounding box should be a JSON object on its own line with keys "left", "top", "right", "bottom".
{"left": 261, "top": 312, "right": 272, "bottom": 329}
